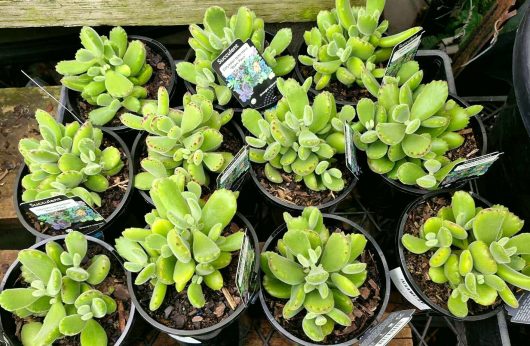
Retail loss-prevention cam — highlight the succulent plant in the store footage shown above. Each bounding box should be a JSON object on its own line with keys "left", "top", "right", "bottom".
{"left": 242, "top": 77, "right": 354, "bottom": 192}
{"left": 261, "top": 207, "right": 369, "bottom": 342}
{"left": 18, "top": 110, "right": 124, "bottom": 207}
{"left": 120, "top": 87, "right": 234, "bottom": 189}
{"left": 351, "top": 77, "right": 483, "bottom": 189}
{"left": 176, "top": 6, "right": 295, "bottom": 105}
{"left": 115, "top": 175, "right": 246, "bottom": 309}
{"left": 0, "top": 231, "right": 116, "bottom": 346}
{"left": 401, "top": 191, "right": 530, "bottom": 317}
{"left": 298, "top": 0, "right": 422, "bottom": 91}
{"left": 56, "top": 26, "right": 152, "bottom": 126}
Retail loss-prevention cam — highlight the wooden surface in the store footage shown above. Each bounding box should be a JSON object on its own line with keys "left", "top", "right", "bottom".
{"left": 0, "top": 86, "right": 62, "bottom": 231}
{"left": 452, "top": 0, "right": 516, "bottom": 75}
{"left": 0, "top": 0, "right": 364, "bottom": 28}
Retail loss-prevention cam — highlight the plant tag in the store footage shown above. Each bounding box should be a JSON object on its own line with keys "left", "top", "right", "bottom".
{"left": 211, "top": 39, "right": 278, "bottom": 108}
{"left": 217, "top": 145, "right": 250, "bottom": 190}
{"left": 360, "top": 309, "right": 415, "bottom": 346}
{"left": 505, "top": 292, "right": 530, "bottom": 324}
{"left": 20, "top": 195, "right": 105, "bottom": 235}
{"left": 168, "top": 335, "right": 200, "bottom": 344}
{"left": 390, "top": 268, "right": 430, "bottom": 310}
{"left": 440, "top": 151, "right": 502, "bottom": 186}
{"left": 344, "top": 122, "right": 361, "bottom": 177}
{"left": 235, "top": 229, "right": 256, "bottom": 306}
{"left": 384, "top": 30, "right": 424, "bottom": 78}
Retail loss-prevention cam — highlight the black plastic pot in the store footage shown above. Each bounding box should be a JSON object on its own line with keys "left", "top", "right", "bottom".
{"left": 294, "top": 44, "right": 457, "bottom": 105}
{"left": 13, "top": 128, "right": 134, "bottom": 242}
{"left": 63, "top": 35, "right": 177, "bottom": 142}
{"left": 249, "top": 163, "right": 357, "bottom": 213}
{"left": 395, "top": 189, "right": 503, "bottom": 321}
{"left": 377, "top": 94, "right": 488, "bottom": 195}
{"left": 259, "top": 213, "right": 390, "bottom": 345}
{"left": 0, "top": 234, "right": 136, "bottom": 345}
{"left": 126, "top": 213, "right": 259, "bottom": 342}
{"left": 182, "top": 32, "right": 294, "bottom": 117}
{"left": 131, "top": 118, "right": 245, "bottom": 206}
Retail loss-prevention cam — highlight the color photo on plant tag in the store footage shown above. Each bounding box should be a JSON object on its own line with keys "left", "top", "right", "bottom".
{"left": 441, "top": 152, "right": 502, "bottom": 186}
{"left": 212, "top": 39, "right": 278, "bottom": 108}
{"left": 20, "top": 195, "right": 105, "bottom": 233}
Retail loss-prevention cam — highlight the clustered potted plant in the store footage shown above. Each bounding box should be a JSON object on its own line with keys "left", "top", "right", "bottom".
{"left": 57, "top": 26, "right": 176, "bottom": 132}
{"left": 351, "top": 76, "right": 486, "bottom": 193}
{"left": 115, "top": 175, "right": 259, "bottom": 339}
{"left": 296, "top": 0, "right": 422, "bottom": 105}
{"left": 5, "top": 3, "right": 518, "bottom": 345}
{"left": 260, "top": 207, "right": 389, "bottom": 344}
{"left": 122, "top": 86, "right": 243, "bottom": 203}
{"left": 242, "top": 77, "right": 356, "bottom": 210}
{"left": 14, "top": 110, "right": 133, "bottom": 239}
{"left": 0, "top": 231, "right": 134, "bottom": 345}
{"left": 176, "top": 6, "right": 295, "bottom": 111}
{"left": 398, "top": 190, "right": 530, "bottom": 319}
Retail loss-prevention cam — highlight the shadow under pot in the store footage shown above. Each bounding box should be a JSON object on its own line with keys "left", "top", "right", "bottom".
{"left": 249, "top": 159, "right": 357, "bottom": 213}
{"left": 64, "top": 35, "right": 177, "bottom": 139}
{"left": 131, "top": 119, "right": 245, "bottom": 206}
{"left": 260, "top": 213, "right": 390, "bottom": 345}
{"left": 395, "top": 189, "right": 503, "bottom": 320}
{"left": 126, "top": 213, "right": 259, "bottom": 342}
{"left": 182, "top": 32, "right": 294, "bottom": 118}
{"left": 369, "top": 94, "right": 488, "bottom": 196}
{"left": 14, "top": 128, "right": 134, "bottom": 241}
{"left": 0, "top": 234, "right": 136, "bottom": 345}
{"left": 294, "top": 43, "right": 456, "bottom": 106}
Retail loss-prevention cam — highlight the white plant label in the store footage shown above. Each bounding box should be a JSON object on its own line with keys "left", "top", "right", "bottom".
{"left": 390, "top": 268, "right": 430, "bottom": 310}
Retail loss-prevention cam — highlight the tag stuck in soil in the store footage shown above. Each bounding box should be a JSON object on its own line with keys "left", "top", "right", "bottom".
{"left": 212, "top": 39, "right": 279, "bottom": 108}
{"left": 344, "top": 122, "right": 361, "bottom": 177}
{"left": 217, "top": 145, "right": 250, "bottom": 190}
{"left": 20, "top": 195, "right": 105, "bottom": 234}
{"left": 235, "top": 229, "right": 256, "bottom": 306}
{"left": 440, "top": 151, "right": 502, "bottom": 186}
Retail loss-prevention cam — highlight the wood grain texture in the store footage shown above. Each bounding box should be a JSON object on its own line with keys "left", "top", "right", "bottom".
{"left": 0, "top": 0, "right": 364, "bottom": 28}
{"left": 0, "top": 86, "right": 61, "bottom": 230}
{"left": 0, "top": 250, "right": 18, "bottom": 281}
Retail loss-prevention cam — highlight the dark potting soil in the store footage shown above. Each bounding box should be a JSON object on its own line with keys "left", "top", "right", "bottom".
{"left": 299, "top": 65, "right": 375, "bottom": 104}
{"left": 21, "top": 137, "right": 130, "bottom": 236}
{"left": 133, "top": 222, "right": 244, "bottom": 331}
{"left": 445, "top": 127, "right": 480, "bottom": 161}
{"left": 403, "top": 195, "right": 499, "bottom": 315}
{"left": 75, "top": 45, "right": 173, "bottom": 127}
{"left": 254, "top": 158, "right": 353, "bottom": 207}
{"left": 264, "top": 230, "right": 382, "bottom": 344}
{"left": 13, "top": 242, "right": 131, "bottom": 346}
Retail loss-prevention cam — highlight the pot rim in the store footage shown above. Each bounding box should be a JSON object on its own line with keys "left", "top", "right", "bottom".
{"left": 0, "top": 234, "right": 136, "bottom": 346}
{"left": 249, "top": 163, "right": 357, "bottom": 212}
{"left": 64, "top": 35, "right": 177, "bottom": 132}
{"left": 125, "top": 212, "right": 260, "bottom": 337}
{"left": 13, "top": 127, "right": 134, "bottom": 239}
{"left": 395, "top": 188, "right": 503, "bottom": 320}
{"left": 259, "top": 213, "right": 391, "bottom": 346}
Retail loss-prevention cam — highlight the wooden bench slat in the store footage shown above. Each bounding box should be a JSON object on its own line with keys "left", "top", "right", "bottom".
{"left": 0, "top": 86, "right": 61, "bottom": 230}
{"left": 0, "top": 0, "right": 365, "bottom": 28}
